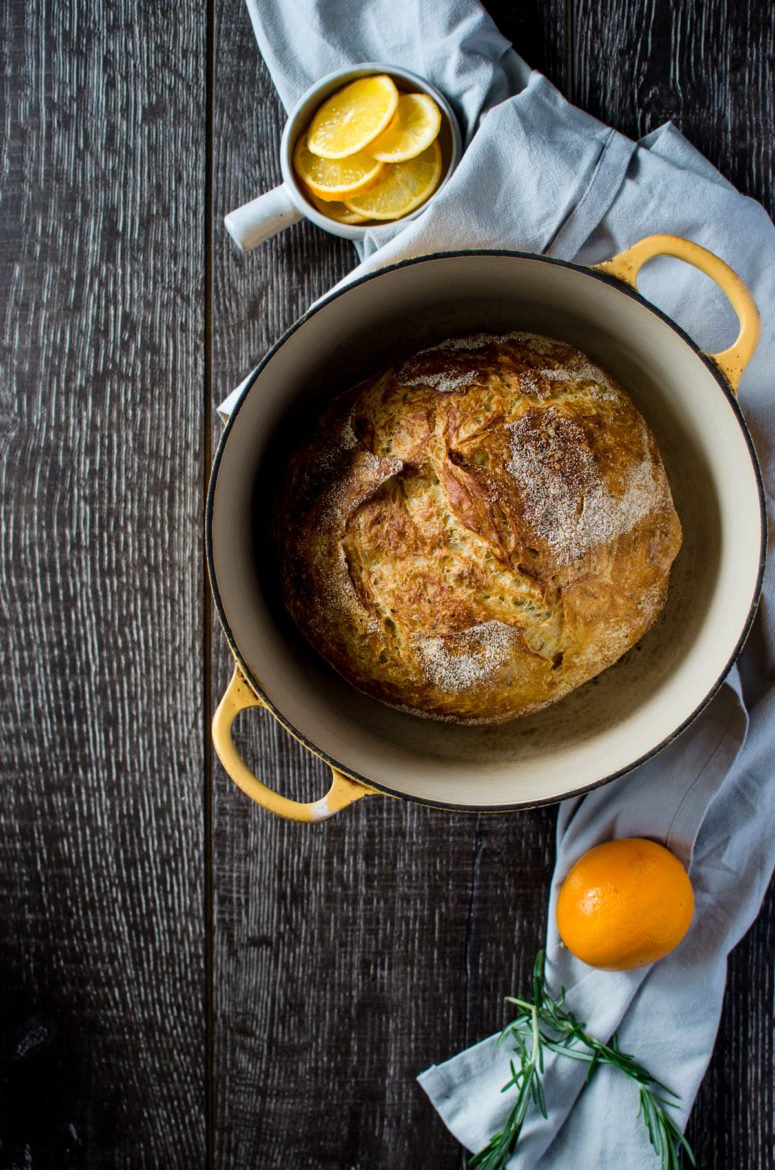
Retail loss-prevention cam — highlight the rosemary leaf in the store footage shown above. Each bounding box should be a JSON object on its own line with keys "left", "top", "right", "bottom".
{"left": 468, "top": 952, "right": 695, "bottom": 1170}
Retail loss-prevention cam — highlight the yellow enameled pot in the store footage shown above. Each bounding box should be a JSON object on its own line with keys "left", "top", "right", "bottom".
{"left": 207, "top": 235, "right": 763, "bottom": 822}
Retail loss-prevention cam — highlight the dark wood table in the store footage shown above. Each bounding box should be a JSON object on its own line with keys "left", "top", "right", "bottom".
{"left": 2, "top": 2, "right": 772, "bottom": 1166}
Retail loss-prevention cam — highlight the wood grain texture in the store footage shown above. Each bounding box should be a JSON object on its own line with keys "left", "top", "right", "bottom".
{"left": 686, "top": 879, "right": 775, "bottom": 1166}
{"left": 491, "top": 0, "right": 569, "bottom": 91}
{"left": 2, "top": 1, "right": 772, "bottom": 1169}
{"left": 209, "top": 3, "right": 772, "bottom": 1168}
{"left": 207, "top": 4, "right": 559, "bottom": 1169}
{"left": 570, "top": 7, "right": 775, "bottom": 1165}
{"left": 209, "top": 11, "right": 468, "bottom": 1170}
{"left": 571, "top": 0, "right": 775, "bottom": 217}
{"left": 0, "top": 1, "right": 207, "bottom": 1166}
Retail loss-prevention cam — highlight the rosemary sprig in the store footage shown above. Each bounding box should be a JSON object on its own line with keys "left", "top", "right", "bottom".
{"left": 469, "top": 952, "right": 695, "bottom": 1170}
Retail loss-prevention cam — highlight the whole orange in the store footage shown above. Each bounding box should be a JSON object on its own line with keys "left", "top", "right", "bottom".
{"left": 556, "top": 837, "right": 694, "bottom": 970}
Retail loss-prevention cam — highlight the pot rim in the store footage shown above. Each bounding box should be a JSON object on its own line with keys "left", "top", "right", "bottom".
{"left": 206, "top": 247, "right": 767, "bottom": 812}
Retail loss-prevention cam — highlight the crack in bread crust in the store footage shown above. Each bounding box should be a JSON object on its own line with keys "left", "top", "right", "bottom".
{"left": 277, "top": 333, "right": 682, "bottom": 724}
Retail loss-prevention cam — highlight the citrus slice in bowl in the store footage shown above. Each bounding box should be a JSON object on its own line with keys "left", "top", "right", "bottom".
{"left": 343, "top": 140, "right": 443, "bottom": 220}
{"left": 306, "top": 75, "right": 399, "bottom": 159}
{"left": 293, "top": 136, "right": 385, "bottom": 201}
{"left": 367, "top": 93, "right": 443, "bottom": 162}
{"left": 303, "top": 188, "right": 370, "bottom": 224}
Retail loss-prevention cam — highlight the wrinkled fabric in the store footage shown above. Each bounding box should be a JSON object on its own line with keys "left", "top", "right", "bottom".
{"left": 232, "top": 3, "right": 775, "bottom": 1166}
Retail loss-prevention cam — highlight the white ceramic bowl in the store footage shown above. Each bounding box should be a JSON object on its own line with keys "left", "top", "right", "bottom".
{"left": 224, "top": 63, "right": 463, "bottom": 252}
{"left": 208, "top": 236, "right": 764, "bottom": 821}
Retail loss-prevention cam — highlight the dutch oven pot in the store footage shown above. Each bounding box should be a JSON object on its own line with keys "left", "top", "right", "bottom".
{"left": 207, "top": 235, "right": 763, "bottom": 822}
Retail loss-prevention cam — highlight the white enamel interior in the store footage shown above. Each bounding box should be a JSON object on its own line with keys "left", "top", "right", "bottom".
{"left": 210, "top": 253, "right": 763, "bottom": 808}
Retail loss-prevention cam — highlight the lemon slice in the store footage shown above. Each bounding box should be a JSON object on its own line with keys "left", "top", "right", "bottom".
{"left": 303, "top": 188, "right": 370, "bottom": 224}
{"left": 306, "top": 75, "right": 399, "bottom": 159}
{"left": 344, "top": 140, "right": 443, "bottom": 220}
{"left": 293, "top": 135, "right": 385, "bottom": 201}
{"left": 367, "top": 93, "right": 442, "bottom": 162}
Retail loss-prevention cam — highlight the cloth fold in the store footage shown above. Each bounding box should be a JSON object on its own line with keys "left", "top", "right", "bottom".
{"left": 236, "top": 3, "right": 775, "bottom": 1166}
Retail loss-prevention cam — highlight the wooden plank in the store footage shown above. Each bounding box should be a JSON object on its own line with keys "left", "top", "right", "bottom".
{"left": 208, "top": 11, "right": 469, "bottom": 1166}
{"left": 687, "top": 881, "right": 775, "bottom": 1167}
{"left": 0, "top": 2, "right": 207, "bottom": 1166}
{"left": 571, "top": 2, "right": 774, "bottom": 1165}
{"left": 447, "top": 0, "right": 569, "bottom": 1093}
{"left": 208, "top": 4, "right": 565, "bottom": 1169}
{"left": 209, "top": 3, "right": 772, "bottom": 1169}
{"left": 708, "top": 880, "right": 775, "bottom": 1158}
{"left": 489, "top": 0, "right": 569, "bottom": 90}
{"left": 571, "top": 0, "right": 774, "bottom": 217}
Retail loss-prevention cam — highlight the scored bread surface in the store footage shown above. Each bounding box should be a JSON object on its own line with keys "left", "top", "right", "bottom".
{"left": 277, "top": 332, "right": 683, "bottom": 724}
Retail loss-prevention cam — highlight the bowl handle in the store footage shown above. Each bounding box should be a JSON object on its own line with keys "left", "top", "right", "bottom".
{"left": 593, "top": 234, "right": 761, "bottom": 394}
{"left": 212, "top": 664, "right": 378, "bottom": 822}
{"left": 224, "top": 184, "right": 304, "bottom": 253}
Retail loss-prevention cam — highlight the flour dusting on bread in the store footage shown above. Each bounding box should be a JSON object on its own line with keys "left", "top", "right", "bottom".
{"left": 506, "top": 407, "right": 667, "bottom": 565}
{"left": 415, "top": 621, "right": 519, "bottom": 692}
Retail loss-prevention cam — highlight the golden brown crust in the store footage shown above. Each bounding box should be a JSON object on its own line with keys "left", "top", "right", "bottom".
{"left": 277, "top": 332, "right": 682, "bottom": 724}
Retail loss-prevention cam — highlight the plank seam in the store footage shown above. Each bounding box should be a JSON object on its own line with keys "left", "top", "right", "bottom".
{"left": 566, "top": 0, "right": 574, "bottom": 99}
{"left": 204, "top": 0, "right": 216, "bottom": 1165}
{"left": 462, "top": 817, "right": 486, "bottom": 1050}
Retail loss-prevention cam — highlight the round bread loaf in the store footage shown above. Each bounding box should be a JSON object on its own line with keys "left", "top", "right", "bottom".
{"left": 277, "top": 332, "right": 682, "bottom": 724}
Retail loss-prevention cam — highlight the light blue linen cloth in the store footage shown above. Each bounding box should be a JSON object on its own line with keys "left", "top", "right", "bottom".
{"left": 234, "top": 2, "right": 775, "bottom": 1165}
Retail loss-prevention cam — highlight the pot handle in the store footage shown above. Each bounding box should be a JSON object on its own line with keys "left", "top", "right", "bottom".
{"left": 212, "top": 665, "right": 377, "bottom": 822}
{"left": 593, "top": 234, "right": 760, "bottom": 394}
